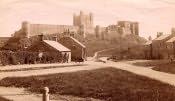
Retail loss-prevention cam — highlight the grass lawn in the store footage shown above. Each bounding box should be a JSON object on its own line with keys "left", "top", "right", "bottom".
{"left": 133, "top": 60, "right": 175, "bottom": 74}
{"left": 0, "top": 67, "right": 175, "bottom": 101}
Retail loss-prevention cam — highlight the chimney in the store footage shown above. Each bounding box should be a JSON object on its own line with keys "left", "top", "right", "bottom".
{"left": 157, "top": 32, "right": 163, "bottom": 38}
{"left": 38, "top": 34, "right": 44, "bottom": 41}
{"left": 53, "top": 36, "right": 58, "bottom": 42}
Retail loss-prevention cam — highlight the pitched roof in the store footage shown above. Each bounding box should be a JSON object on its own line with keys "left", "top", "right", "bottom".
{"left": 43, "top": 40, "right": 70, "bottom": 52}
{"left": 154, "top": 34, "right": 170, "bottom": 41}
{"left": 68, "top": 37, "right": 86, "bottom": 48}
{"left": 166, "top": 37, "right": 175, "bottom": 43}
{"left": 144, "top": 41, "right": 152, "bottom": 45}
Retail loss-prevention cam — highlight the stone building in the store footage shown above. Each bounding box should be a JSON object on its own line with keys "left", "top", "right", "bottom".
{"left": 59, "top": 36, "right": 86, "bottom": 61}
{"left": 13, "top": 11, "right": 94, "bottom": 38}
{"left": 166, "top": 37, "right": 175, "bottom": 58}
{"left": 14, "top": 21, "right": 79, "bottom": 38}
{"left": 172, "top": 28, "right": 175, "bottom": 35}
{"left": 27, "top": 35, "right": 71, "bottom": 63}
{"left": 151, "top": 34, "right": 172, "bottom": 59}
{"left": 73, "top": 11, "right": 94, "bottom": 37}
{"left": 95, "top": 21, "right": 139, "bottom": 40}
{"left": 118, "top": 21, "right": 139, "bottom": 35}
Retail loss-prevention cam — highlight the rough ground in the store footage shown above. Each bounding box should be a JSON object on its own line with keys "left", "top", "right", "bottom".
{"left": 0, "top": 62, "right": 105, "bottom": 101}
{"left": 1, "top": 60, "right": 175, "bottom": 100}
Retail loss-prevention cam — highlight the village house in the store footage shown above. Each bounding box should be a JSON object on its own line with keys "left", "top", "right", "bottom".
{"left": 27, "top": 35, "right": 71, "bottom": 63}
{"left": 59, "top": 36, "right": 86, "bottom": 61}
{"left": 151, "top": 34, "right": 172, "bottom": 59}
{"left": 166, "top": 37, "right": 175, "bottom": 58}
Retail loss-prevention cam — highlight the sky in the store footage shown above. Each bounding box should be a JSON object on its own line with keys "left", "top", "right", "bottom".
{"left": 0, "top": 0, "right": 175, "bottom": 39}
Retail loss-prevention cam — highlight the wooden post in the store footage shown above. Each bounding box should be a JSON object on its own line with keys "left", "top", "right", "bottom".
{"left": 43, "top": 87, "right": 49, "bottom": 101}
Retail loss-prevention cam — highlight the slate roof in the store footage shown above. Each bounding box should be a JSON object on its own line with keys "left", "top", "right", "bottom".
{"left": 166, "top": 37, "right": 175, "bottom": 43}
{"left": 154, "top": 34, "right": 170, "bottom": 41}
{"left": 144, "top": 41, "right": 152, "bottom": 45}
{"left": 67, "top": 37, "right": 86, "bottom": 48}
{"left": 43, "top": 40, "right": 70, "bottom": 52}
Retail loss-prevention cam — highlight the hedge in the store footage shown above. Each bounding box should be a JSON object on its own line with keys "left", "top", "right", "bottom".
{"left": 0, "top": 51, "right": 62, "bottom": 66}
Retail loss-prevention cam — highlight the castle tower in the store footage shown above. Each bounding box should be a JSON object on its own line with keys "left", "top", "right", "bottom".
{"left": 22, "top": 21, "right": 30, "bottom": 38}
{"left": 134, "top": 22, "right": 139, "bottom": 36}
{"left": 73, "top": 11, "right": 94, "bottom": 36}
{"left": 130, "top": 22, "right": 139, "bottom": 36}
{"left": 95, "top": 25, "right": 100, "bottom": 38}
{"left": 171, "top": 28, "right": 175, "bottom": 36}
{"left": 73, "top": 13, "right": 77, "bottom": 26}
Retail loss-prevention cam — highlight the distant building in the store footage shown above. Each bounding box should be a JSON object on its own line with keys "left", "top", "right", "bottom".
{"left": 172, "top": 28, "right": 175, "bottom": 35}
{"left": 14, "top": 21, "right": 79, "bottom": 38}
{"left": 152, "top": 34, "right": 172, "bottom": 59}
{"left": 95, "top": 21, "right": 139, "bottom": 40}
{"left": 118, "top": 21, "right": 139, "bottom": 35}
{"left": 73, "top": 11, "right": 94, "bottom": 37}
{"left": 14, "top": 11, "right": 94, "bottom": 38}
{"left": 166, "top": 37, "right": 175, "bottom": 58}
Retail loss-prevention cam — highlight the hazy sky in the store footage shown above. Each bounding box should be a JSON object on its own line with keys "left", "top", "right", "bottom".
{"left": 0, "top": 0, "right": 175, "bottom": 38}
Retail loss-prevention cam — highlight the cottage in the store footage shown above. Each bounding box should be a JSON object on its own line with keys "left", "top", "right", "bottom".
{"left": 27, "top": 35, "right": 71, "bottom": 63}
{"left": 59, "top": 36, "right": 86, "bottom": 61}
{"left": 152, "top": 34, "right": 172, "bottom": 59}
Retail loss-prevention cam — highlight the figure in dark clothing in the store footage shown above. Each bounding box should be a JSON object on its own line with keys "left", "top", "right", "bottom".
{"left": 63, "top": 53, "right": 67, "bottom": 63}
{"left": 66, "top": 54, "right": 69, "bottom": 63}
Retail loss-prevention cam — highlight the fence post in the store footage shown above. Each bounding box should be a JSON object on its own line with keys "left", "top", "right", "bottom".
{"left": 43, "top": 87, "right": 49, "bottom": 101}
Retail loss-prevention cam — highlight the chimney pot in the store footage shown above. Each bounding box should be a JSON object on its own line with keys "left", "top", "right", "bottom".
{"left": 38, "top": 34, "right": 44, "bottom": 41}
{"left": 53, "top": 36, "right": 58, "bottom": 42}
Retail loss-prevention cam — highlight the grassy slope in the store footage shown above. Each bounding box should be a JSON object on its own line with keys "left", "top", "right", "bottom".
{"left": 133, "top": 60, "right": 175, "bottom": 74}
{"left": 0, "top": 67, "right": 175, "bottom": 101}
{"left": 82, "top": 34, "right": 146, "bottom": 56}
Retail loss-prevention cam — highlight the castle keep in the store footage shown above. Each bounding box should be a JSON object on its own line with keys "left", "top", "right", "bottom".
{"left": 73, "top": 11, "right": 94, "bottom": 37}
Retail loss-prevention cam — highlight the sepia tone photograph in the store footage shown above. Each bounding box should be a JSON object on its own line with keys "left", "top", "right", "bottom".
{"left": 0, "top": 0, "right": 175, "bottom": 101}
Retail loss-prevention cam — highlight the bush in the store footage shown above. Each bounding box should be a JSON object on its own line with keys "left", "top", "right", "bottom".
{"left": 0, "top": 51, "right": 62, "bottom": 66}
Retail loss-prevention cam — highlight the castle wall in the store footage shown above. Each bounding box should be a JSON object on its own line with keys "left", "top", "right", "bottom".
{"left": 29, "top": 24, "right": 79, "bottom": 36}
{"left": 20, "top": 23, "right": 79, "bottom": 37}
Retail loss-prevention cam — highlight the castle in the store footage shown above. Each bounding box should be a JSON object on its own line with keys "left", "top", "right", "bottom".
{"left": 13, "top": 11, "right": 139, "bottom": 39}
{"left": 14, "top": 11, "right": 94, "bottom": 38}
{"left": 95, "top": 21, "right": 139, "bottom": 39}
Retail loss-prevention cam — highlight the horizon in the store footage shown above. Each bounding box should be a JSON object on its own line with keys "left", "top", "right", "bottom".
{"left": 0, "top": 0, "right": 175, "bottom": 39}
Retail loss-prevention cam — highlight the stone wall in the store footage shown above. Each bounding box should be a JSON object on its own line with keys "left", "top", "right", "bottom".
{"left": 20, "top": 22, "right": 79, "bottom": 37}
